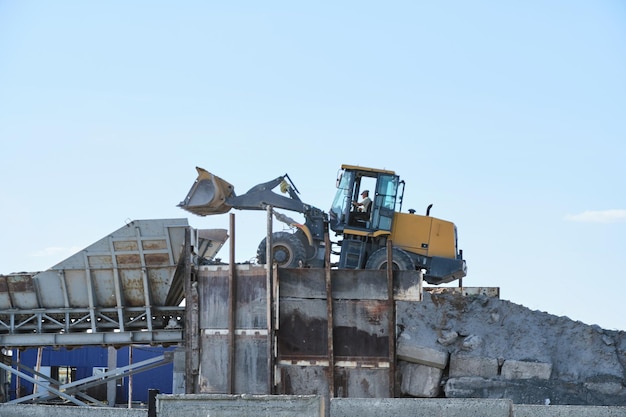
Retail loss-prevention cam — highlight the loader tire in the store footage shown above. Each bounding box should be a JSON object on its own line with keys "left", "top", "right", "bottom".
{"left": 365, "top": 247, "right": 416, "bottom": 270}
{"left": 294, "top": 229, "right": 318, "bottom": 261}
{"left": 256, "top": 231, "right": 307, "bottom": 268}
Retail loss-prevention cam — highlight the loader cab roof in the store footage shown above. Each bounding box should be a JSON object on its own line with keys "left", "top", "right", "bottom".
{"left": 340, "top": 164, "right": 396, "bottom": 176}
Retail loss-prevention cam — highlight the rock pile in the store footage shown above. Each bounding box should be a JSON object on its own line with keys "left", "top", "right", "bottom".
{"left": 396, "top": 288, "right": 626, "bottom": 405}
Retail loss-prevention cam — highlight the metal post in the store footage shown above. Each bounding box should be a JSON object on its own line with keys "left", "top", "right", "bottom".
{"left": 148, "top": 388, "right": 159, "bottom": 417}
{"left": 107, "top": 346, "right": 117, "bottom": 406}
{"left": 386, "top": 240, "right": 396, "bottom": 397}
{"left": 127, "top": 346, "right": 133, "bottom": 409}
{"left": 33, "top": 347, "right": 43, "bottom": 396}
{"left": 324, "top": 227, "right": 335, "bottom": 398}
{"left": 228, "top": 213, "right": 236, "bottom": 394}
{"left": 265, "top": 206, "right": 274, "bottom": 394}
{"left": 183, "top": 227, "right": 197, "bottom": 394}
{"left": 15, "top": 349, "right": 20, "bottom": 400}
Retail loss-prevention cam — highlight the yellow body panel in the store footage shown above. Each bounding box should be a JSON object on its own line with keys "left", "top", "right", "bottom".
{"left": 390, "top": 213, "right": 457, "bottom": 259}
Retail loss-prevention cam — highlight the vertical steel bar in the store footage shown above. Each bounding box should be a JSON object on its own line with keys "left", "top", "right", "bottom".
{"left": 15, "top": 349, "right": 20, "bottom": 399}
{"left": 108, "top": 236, "right": 126, "bottom": 332}
{"left": 324, "top": 227, "right": 335, "bottom": 398}
{"left": 127, "top": 346, "right": 133, "bottom": 408}
{"left": 386, "top": 240, "right": 396, "bottom": 397}
{"left": 107, "top": 346, "right": 117, "bottom": 406}
{"left": 183, "top": 227, "right": 197, "bottom": 394}
{"left": 83, "top": 252, "right": 97, "bottom": 332}
{"left": 135, "top": 227, "right": 153, "bottom": 333}
{"left": 34, "top": 347, "right": 42, "bottom": 395}
{"left": 228, "top": 213, "right": 236, "bottom": 394}
{"left": 265, "top": 206, "right": 274, "bottom": 394}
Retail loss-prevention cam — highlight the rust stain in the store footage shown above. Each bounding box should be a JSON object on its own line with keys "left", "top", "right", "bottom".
{"left": 88, "top": 255, "right": 112, "bottom": 267}
{"left": 364, "top": 302, "right": 387, "bottom": 325}
{"left": 116, "top": 254, "right": 142, "bottom": 266}
{"left": 142, "top": 240, "right": 167, "bottom": 250}
{"left": 144, "top": 253, "right": 170, "bottom": 266}
{"left": 7, "top": 276, "right": 35, "bottom": 292}
{"left": 113, "top": 241, "right": 138, "bottom": 251}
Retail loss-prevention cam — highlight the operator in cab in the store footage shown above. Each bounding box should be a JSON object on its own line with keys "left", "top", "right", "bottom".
{"left": 352, "top": 190, "right": 372, "bottom": 213}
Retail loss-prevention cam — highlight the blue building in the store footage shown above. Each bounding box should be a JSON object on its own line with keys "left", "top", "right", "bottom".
{"left": 10, "top": 345, "right": 176, "bottom": 404}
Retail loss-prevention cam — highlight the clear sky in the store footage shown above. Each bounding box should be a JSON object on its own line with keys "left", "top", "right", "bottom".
{"left": 1, "top": 1, "right": 625, "bottom": 330}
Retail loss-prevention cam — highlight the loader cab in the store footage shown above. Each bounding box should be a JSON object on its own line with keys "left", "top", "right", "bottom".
{"left": 329, "top": 165, "right": 402, "bottom": 234}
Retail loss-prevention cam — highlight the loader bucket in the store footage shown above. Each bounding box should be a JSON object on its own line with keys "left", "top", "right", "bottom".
{"left": 178, "top": 167, "right": 235, "bottom": 216}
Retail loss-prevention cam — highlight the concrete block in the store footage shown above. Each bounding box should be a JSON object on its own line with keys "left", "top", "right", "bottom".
{"left": 331, "top": 398, "right": 512, "bottom": 417}
{"left": 157, "top": 393, "right": 323, "bottom": 417}
{"left": 501, "top": 359, "right": 552, "bottom": 380}
{"left": 0, "top": 404, "right": 146, "bottom": 417}
{"left": 400, "top": 362, "right": 443, "bottom": 398}
{"left": 396, "top": 339, "right": 449, "bottom": 369}
{"left": 449, "top": 353, "right": 499, "bottom": 378}
{"left": 584, "top": 381, "right": 624, "bottom": 395}
{"left": 514, "top": 404, "right": 626, "bottom": 417}
{"left": 444, "top": 376, "right": 507, "bottom": 398}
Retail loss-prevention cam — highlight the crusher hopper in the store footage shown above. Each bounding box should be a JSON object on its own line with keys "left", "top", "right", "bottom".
{"left": 0, "top": 218, "right": 227, "bottom": 348}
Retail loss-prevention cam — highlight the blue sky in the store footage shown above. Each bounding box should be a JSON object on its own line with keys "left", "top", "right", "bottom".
{"left": 1, "top": 1, "right": 625, "bottom": 330}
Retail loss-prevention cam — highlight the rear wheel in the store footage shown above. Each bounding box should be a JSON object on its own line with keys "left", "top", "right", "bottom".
{"left": 365, "top": 247, "right": 415, "bottom": 270}
{"left": 256, "top": 231, "right": 307, "bottom": 268}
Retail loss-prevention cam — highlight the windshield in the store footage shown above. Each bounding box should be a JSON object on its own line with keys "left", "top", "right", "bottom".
{"left": 330, "top": 169, "right": 354, "bottom": 228}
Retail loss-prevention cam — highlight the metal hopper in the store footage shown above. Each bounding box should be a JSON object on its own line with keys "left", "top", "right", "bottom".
{"left": 0, "top": 218, "right": 228, "bottom": 347}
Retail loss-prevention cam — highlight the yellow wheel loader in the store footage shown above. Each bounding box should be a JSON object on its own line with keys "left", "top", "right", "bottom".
{"left": 178, "top": 164, "right": 466, "bottom": 285}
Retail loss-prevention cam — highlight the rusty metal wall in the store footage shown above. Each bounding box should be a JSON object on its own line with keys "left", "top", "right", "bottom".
{"left": 194, "top": 265, "right": 422, "bottom": 398}
{"left": 196, "top": 264, "right": 270, "bottom": 394}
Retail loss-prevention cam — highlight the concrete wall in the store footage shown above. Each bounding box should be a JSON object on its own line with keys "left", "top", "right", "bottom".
{"left": 156, "top": 394, "right": 324, "bottom": 417}
{"left": 332, "top": 398, "right": 512, "bottom": 417}
{"left": 514, "top": 404, "right": 626, "bottom": 417}
{"left": 3, "top": 397, "right": 626, "bottom": 416}
{"left": 332, "top": 398, "right": 626, "bottom": 417}
{"left": 0, "top": 404, "right": 147, "bottom": 417}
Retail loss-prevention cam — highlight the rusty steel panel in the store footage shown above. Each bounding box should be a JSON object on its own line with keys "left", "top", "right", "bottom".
{"left": 198, "top": 265, "right": 268, "bottom": 330}
{"left": 279, "top": 299, "right": 328, "bottom": 358}
{"left": 31, "top": 270, "right": 65, "bottom": 308}
{"left": 113, "top": 240, "right": 138, "bottom": 251}
{"left": 195, "top": 266, "right": 423, "bottom": 398}
{"left": 0, "top": 277, "right": 12, "bottom": 309}
{"left": 274, "top": 268, "right": 414, "bottom": 398}
{"left": 120, "top": 269, "right": 146, "bottom": 307}
{"left": 196, "top": 265, "right": 270, "bottom": 395}
{"left": 64, "top": 269, "right": 90, "bottom": 308}
{"left": 276, "top": 365, "right": 330, "bottom": 396}
{"left": 278, "top": 300, "right": 389, "bottom": 361}
{"left": 199, "top": 334, "right": 230, "bottom": 393}
{"left": 333, "top": 300, "right": 390, "bottom": 359}
{"left": 91, "top": 269, "right": 118, "bottom": 307}
{"left": 198, "top": 269, "right": 230, "bottom": 329}
{"left": 6, "top": 275, "right": 39, "bottom": 309}
{"left": 334, "top": 368, "right": 390, "bottom": 398}
{"left": 279, "top": 269, "right": 422, "bottom": 302}
{"left": 234, "top": 334, "right": 269, "bottom": 394}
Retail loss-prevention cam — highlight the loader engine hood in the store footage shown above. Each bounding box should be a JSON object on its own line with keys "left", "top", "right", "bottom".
{"left": 178, "top": 167, "right": 235, "bottom": 216}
